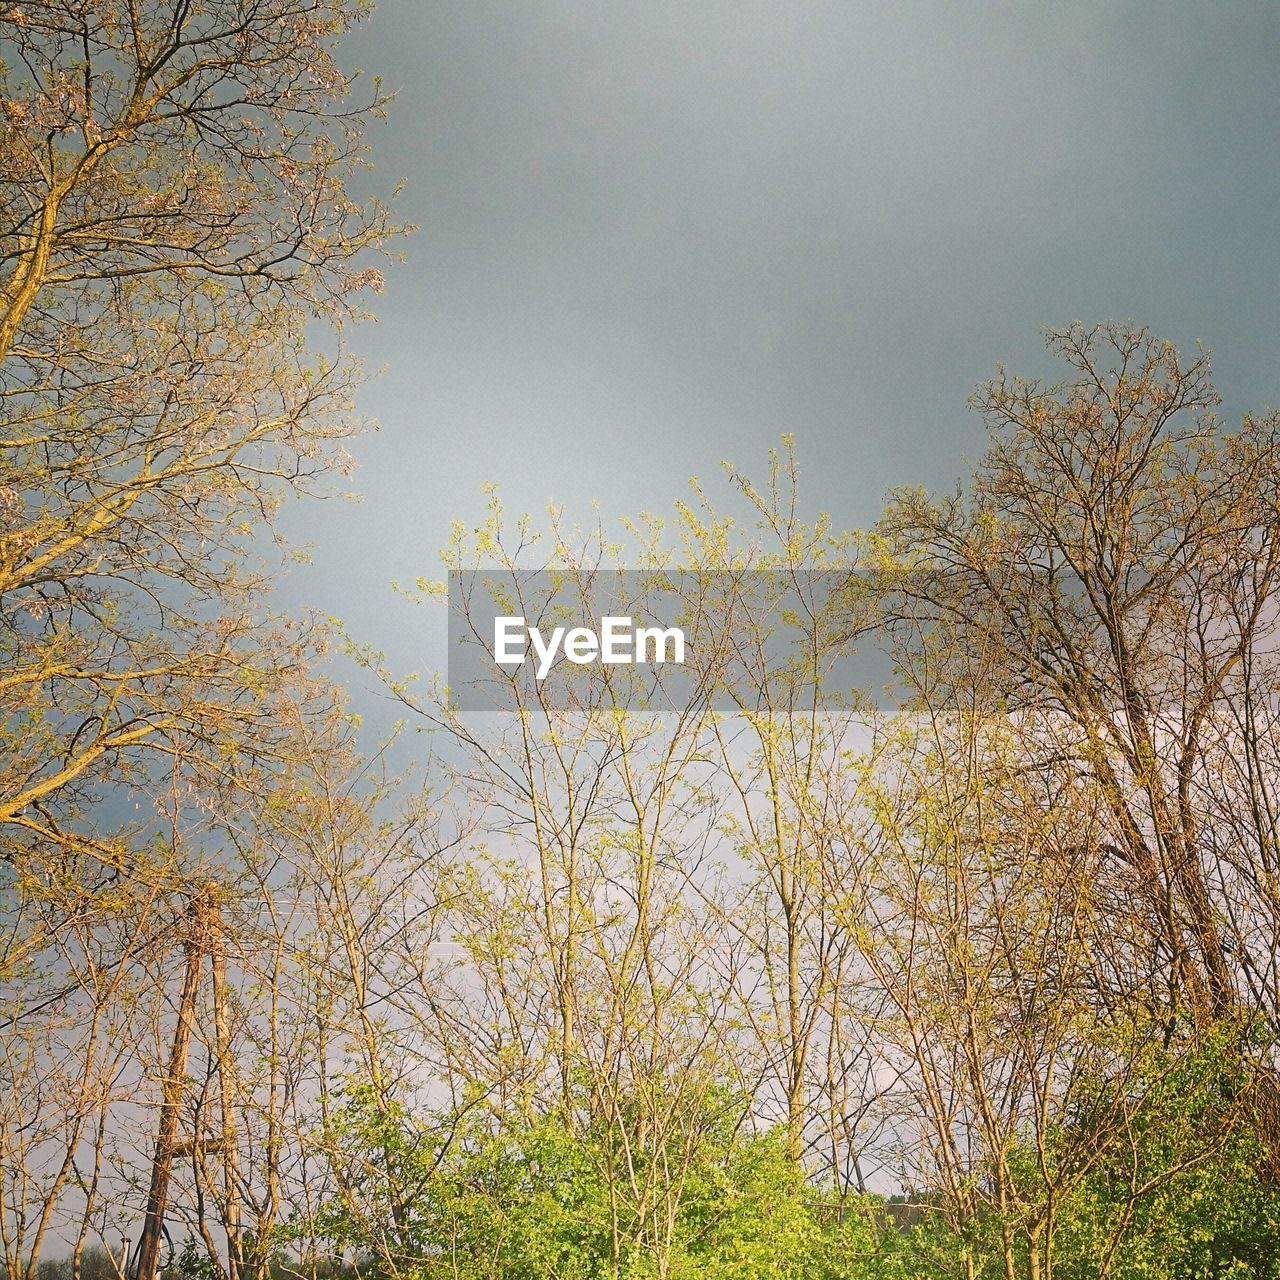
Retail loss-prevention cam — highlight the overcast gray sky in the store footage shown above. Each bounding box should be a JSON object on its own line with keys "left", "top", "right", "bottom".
{"left": 276, "top": 0, "right": 1280, "bottom": 691}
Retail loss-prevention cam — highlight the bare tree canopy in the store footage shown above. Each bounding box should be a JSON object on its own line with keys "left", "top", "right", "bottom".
{"left": 3, "top": 9, "right": 1280, "bottom": 1279}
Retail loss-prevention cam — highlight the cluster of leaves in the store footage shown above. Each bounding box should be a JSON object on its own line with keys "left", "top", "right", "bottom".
{"left": 306, "top": 1083, "right": 887, "bottom": 1280}
{"left": 300, "top": 1036, "right": 1280, "bottom": 1280}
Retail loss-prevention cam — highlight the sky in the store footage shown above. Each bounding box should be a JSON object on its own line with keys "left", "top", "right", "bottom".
{"left": 275, "top": 0, "right": 1280, "bottom": 701}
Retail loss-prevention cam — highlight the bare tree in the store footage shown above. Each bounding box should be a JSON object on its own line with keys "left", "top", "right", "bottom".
{"left": 0, "top": 0, "right": 400, "bottom": 881}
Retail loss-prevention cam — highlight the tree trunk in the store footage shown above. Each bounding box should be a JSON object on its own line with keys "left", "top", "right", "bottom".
{"left": 135, "top": 895, "right": 207, "bottom": 1280}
